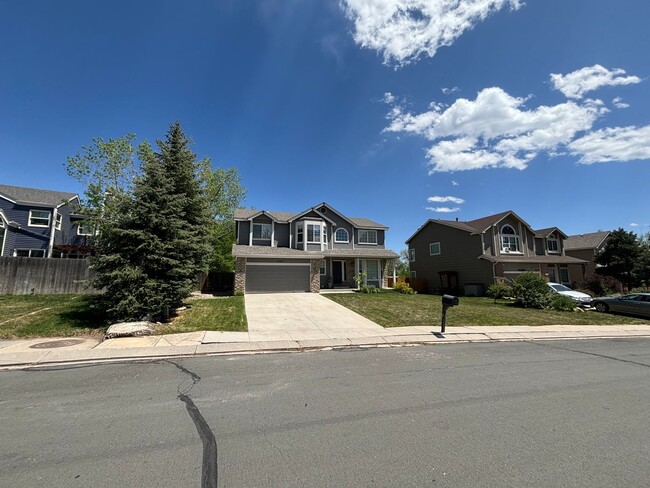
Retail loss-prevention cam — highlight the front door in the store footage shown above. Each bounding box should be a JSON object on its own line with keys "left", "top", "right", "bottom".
{"left": 559, "top": 267, "right": 570, "bottom": 285}
{"left": 548, "top": 266, "right": 557, "bottom": 283}
{"left": 332, "top": 261, "right": 344, "bottom": 285}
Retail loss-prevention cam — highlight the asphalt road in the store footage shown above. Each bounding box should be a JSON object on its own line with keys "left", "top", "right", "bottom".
{"left": 1, "top": 339, "right": 649, "bottom": 488}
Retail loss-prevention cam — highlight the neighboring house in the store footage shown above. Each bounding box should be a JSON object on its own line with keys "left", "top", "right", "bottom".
{"left": 405, "top": 210, "right": 588, "bottom": 295}
{"left": 232, "top": 202, "right": 398, "bottom": 293}
{"left": 0, "top": 184, "right": 92, "bottom": 258}
{"left": 564, "top": 231, "right": 611, "bottom": 279}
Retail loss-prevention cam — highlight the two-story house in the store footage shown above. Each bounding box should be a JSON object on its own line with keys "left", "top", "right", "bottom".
{"left": 232, "top": 202, "right": 398, "bottom": 293}
{"left": 406, "top": 210, "right": 588, "bottom": 295}
{"left": 564, "top": 231, "right": 611, "bottom": 279}
{"left": 0, "top": 184, "right": 92, "bottom": 258}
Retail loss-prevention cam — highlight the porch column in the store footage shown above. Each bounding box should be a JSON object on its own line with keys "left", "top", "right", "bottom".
{"left": 355, "top": 258, "right": 360, "bottom": 289}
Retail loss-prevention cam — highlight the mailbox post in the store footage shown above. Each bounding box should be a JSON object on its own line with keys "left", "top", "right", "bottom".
{"left": 441, "top": 294, "right": 459, "bottom": 333}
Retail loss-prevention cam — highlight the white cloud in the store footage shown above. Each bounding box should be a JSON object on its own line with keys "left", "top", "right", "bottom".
{"left": 550, "top": 65, "right": 641, "bottom": 99}
{"left": 630, "top": 223, "right": 639, "bottom": 227}
{"left": 385, "top": 86, "right": 604, "bottom": 172}
{"left": 426, "top": 206, "right": 460, "bottom": 213}
{"left": 451, "top": 180, "right": 459, "bottom": 186}
{"left": 442, "top": 86, "right": 460, "bottom": 95}
{"left": 382, "top": 92, "right": 396, "bottom": 103}
{"left": 612, "top": 96, "right": 630, "bottom": 109}
{"left": 427, "top": 195, "right": 465, "bottom": 204}
{"left": 341, "top": 0, "right": 522, "bottom": 67}
{"left": 568, "top": 125, "right": 650, "bottom": 164}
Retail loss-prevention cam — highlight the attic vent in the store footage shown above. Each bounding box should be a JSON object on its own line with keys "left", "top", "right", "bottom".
{"left": 319, "top": 206, "right": 327, "bottom": 213}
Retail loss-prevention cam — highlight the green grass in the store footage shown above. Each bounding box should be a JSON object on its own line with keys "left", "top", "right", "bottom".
{"left": 154, "top": 296, "right": 248, "bottom": 335}
{"left": 325, "top": 292, "right": 650, "bottom": 327}
{"left": 0, "top": 294, "right": 109, "bottom": 339}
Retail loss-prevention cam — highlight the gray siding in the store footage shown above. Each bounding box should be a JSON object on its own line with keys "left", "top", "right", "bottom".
{"left": 237, "top": 221, "right": 250, "bottom": 245}
{"left": 251, "top": 215, "right": 273, "bottom": 247}
{"left": 324, "top": 210, "right": 354, "bottom": 250}
{"left": 408, "top": 223, "right": 494, "bottom": 292}
{"left": 483, "top": 228, "right": 494, "bottom": 256}
{"left": 534, "top": 237, "right": 545, "bottom": 255}
{"left": 566, "top": 248, "right": 597, "bottom": 278}
{"left": 275, "top": 223, "right": 290, "bottom": 247}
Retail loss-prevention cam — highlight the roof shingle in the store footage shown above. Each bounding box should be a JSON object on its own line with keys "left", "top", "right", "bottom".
{"left": 0, "top": 184, "right": 78, "bottom": 207}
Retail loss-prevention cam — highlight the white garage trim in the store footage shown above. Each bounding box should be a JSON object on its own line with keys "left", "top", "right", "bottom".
{"left": 246, "top": 262, "right": 310, "bottom": 266}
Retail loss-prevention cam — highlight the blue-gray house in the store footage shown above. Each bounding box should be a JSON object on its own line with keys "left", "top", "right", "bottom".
{"left": 233, "top": 202, "right": 398, "bottom": 293}
{"left": 0, "top": 184, "right": 92, "bottom": 258}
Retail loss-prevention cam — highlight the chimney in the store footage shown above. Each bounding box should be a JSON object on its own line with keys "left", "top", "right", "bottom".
{"left": 455, "top": 217, "right": 459, "bottom": 222}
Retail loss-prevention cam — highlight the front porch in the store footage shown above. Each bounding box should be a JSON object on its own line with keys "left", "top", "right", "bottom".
{"left": 319, "top": 257, "right": 390, "bottom": 290}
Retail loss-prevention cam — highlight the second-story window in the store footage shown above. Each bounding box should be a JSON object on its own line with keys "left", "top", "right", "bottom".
{"left": 55, "top": 214, "right": 62, "bottom": 231}
{"left": 500, "top": 225, "right": 521, "bottom": 252}
{"left": 409, "top": 249, "right": 415, "bottom": 262}
{"left": 252, "top": 223, "right": 272, "bottom": 240}
{"left": 77, "top": 223, "right": 95, "bottom": 236}
{"left": 547, "top": 238, "right": 559, "bottom": 253}
{"left": 335, "top": 228, "right": 349, "bottom": 243}
{"left": 306, "top": 223, "right": 321, "bottom": 243}
{"left": 358, "top": 229, "right": 377, "bottom": 244}
{"left": 297, "top": 224, "right": 303, "bottom": 243}
{"left": 29, "top": 210, "right": 51, "bottom": 227}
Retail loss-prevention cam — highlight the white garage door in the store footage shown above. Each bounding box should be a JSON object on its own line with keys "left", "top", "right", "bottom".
{"left": 246, "top": 263, "right": 310, "bottom": 293}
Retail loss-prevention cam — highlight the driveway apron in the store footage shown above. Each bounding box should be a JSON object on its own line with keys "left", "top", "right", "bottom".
{"left": 245, "top": 293, "right": 386, "bottom": 342}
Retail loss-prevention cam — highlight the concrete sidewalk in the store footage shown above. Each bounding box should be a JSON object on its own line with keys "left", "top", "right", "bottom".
{"left": 2, "top": 323, "right": 650, "bottom": 368}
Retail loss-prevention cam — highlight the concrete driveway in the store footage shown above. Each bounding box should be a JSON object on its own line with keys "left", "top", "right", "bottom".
{"left": 245, "top": 293, "right": 386, "bottom": 342}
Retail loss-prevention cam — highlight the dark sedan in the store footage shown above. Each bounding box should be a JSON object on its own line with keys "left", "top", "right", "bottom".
{"left": 591, "top": 293, "right": 650, "bottom": 319}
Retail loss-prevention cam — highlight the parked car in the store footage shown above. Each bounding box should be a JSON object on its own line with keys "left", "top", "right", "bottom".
{"left": 591, "top": 293, "right": 650, "bottom": 318}
{"left": 547, "top": 282, "right": 593, "bottom": 306}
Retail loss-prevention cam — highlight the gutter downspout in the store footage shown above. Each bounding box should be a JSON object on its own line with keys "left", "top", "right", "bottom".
{"left": 47, "top": 208, "right": 58, "bottom": 258}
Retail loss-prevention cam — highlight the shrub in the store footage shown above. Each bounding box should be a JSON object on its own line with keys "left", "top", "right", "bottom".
{"left": 234, "top": 290, "right": 244, "bottom": 297}
{"left": 394, "top": 281, "right": 416, "bottom": 294}
{"left": 630, "top": 286, "right": 649, "bottom": 293}
{"left": 511, "top": 272, "right": 553, "bottom": 309}
{"left": 550, "top": 294, "right": 576, "bottom": 312}
{"left": 579, "top": 274, "right": 623, "bottom": 297}
{"left": 486, "top": 283, "right": 511, "bottom": 302}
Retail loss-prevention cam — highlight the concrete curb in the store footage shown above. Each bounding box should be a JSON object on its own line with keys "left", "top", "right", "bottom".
{"left": 2, "top": 331, "right": 650, "bottom": 370}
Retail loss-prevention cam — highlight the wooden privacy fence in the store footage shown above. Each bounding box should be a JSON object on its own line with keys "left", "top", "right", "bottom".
{"left": 0, "top": 257, "right": 97, "bottom": 295}
{"left": 386, "top": 276, "right": 427, "bottom": 293}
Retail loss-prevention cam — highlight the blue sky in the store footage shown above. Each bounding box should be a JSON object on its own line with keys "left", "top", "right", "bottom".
{"left": 1, "top": 0, "right": 649, "bottom": 251}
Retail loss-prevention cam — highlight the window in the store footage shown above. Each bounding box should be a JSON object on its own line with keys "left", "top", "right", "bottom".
{"left": 335, "top": 228, "right": 349, "bottom": 243}
{"left": 252, "top": 223, "right": 272, "bottom": 240}
{"left": 77, "top": 223, "right": 95, "bottom": 236}
{"left": 319, "top": 260, "right": 326, "bottom": 275}
{"left": 297, "top": 224, "right": 303, "bottom": 243}
{"left": 409, "top": 249, "right": 415, "bottom": 262}
{"left": 55, "top": 214, "right": 62, "bottom": 231}
{"left": 306, "top": 223, "right": 321, "bottom": 243}
{"left": 358, "top": 229, "right": 377, "bottom": 244}
{"left": 0, "top": 219, "right": 5, "bottom": 255}
{"left": 429, "top": 242, "right": 441, "bottom": 255}
{"left": 29, "top": 210, "right": 51, "bottom": 227}
{"left": 500, "top": 225, "right": 521, "bottom": 253}
{"left": 14, "top": 249, "right": 46, "bottom": 258}
{"left": 410, "top": 271, "right": 417, "bottom": 278}
{"left": 547, "top": 238, "right": 559, "bottom": 253}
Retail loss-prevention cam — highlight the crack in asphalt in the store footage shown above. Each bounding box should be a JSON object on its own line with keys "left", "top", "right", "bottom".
{"left": 529, "top": 341, "right": 650, "bottom": 368}
{"left": 164, "top": 360, "right": 218, "bottom": 488}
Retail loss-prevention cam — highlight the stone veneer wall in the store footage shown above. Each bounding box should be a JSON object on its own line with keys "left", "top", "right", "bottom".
{"left": 345, "top": 259, "right": 356, "bottom": 288}
{"left": 309, "top": 259, "right": 321, "bottom": 293}
{"left": 234, "top": 257, "right": 246, "bottom": 293}
{"left": 382, "top": 259, "right": 390, "bottom": 288}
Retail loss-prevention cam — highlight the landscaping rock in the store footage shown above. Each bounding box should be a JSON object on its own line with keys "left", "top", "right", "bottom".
{"left": 104, "top": 321, "right": 153, "bottom": 339}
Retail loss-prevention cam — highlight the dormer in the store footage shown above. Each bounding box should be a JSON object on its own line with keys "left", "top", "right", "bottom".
{"left": 534, "top": 227, "right": 568, "bottom": 256}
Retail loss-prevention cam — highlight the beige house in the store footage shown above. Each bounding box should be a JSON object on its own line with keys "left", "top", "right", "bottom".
{"left": 564, "top": 231, "right": 610, "bottom": 279}
{"left": 406, "top": 210, "right": 588, "bottom": 295}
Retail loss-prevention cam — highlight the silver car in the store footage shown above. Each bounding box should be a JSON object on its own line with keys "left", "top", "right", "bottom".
{"left": 591, "top": 293, "right": 650, "bottom": 318}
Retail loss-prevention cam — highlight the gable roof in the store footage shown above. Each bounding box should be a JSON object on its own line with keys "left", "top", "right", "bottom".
{"left": 533, "top": 227, "right": 568, "bottom": 239}
{"left": 564, "top": 231, "right": 610, "bottom": 251}
{"left": 405, "top": 218, "right": 477, "bottom": 243}
{"left": 0, "top": 184, "right": 78, "bottom": 207}
{"left": 234, "top": 203, "right": 389, "bottom": 229}
{"left": 466, "top": 210, "right": 532, "bottom": 233}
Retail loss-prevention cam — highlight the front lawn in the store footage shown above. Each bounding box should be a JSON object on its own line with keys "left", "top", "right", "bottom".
{"left": 154, "top": 296, "right": 248, "bottom": 334}
{"left": 0, "top": 294, "right": 108, "bottom": 338}
{"left": 324, "top": 292, "right": 649, "bottom": 327}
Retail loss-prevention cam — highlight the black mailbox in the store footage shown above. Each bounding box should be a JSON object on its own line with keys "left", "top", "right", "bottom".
{"left": 442, "top": 294, "right": 459, "bottom": 307}
{"left": 440, "top": 295, "right": 459, "bottom": 333}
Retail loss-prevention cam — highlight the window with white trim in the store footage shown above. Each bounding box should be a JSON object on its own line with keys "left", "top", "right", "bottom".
{"left": 77, "top": 223, "right": 95, "bottom": 236}
{"left": 319, "top": 260, "right": 326, "bottom": 275}
{"left": 0, "top": 219, "right": 5, "bottom": 256}
{"left": 335, "top": 228, "right": 349, "bottom": 243}
{"left": 410, "top": 271, "right": 417, "bottom": 278}
{"left": 358, "top": 229, "right": 377, "bottom": 244}
{"left": 297, "top": 224, "right": 303, "bottom": 243}
{"left": 547, "top": 238, "right": 559, "bottom": 253}
{"left": 500, "top": 225, "right": 521, "bottom": 253}
{"left": 55, "top": 214, "right": 62, "bottom": 231}
{"left": 29, "top": 210, "right": 51, "bottom": 227}
{"left": 429, "top": 242, "right": 441, "bottom": 255}
{"left": 306, "top": 223, "right": 321, "bottom": 243}
{"left": 252, "top": 223, "right": 272, "bottom": 240}
{"left": 408, "top": 249, "right": 415, "bottom": 262}
{"left": 14, "top": 249, "right": 46, "bottom": 258}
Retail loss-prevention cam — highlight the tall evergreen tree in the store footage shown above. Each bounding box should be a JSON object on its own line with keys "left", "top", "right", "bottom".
{"left": 595, "top": 228, "right": 642, "bottom": 288}
{"left": 91, "top": 123, "right": 211, "bottom": 321}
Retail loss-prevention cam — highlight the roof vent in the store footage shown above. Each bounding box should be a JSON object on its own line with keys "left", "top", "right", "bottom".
{"left": 319, "top": 206, "right": 327, "bottom": 213}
